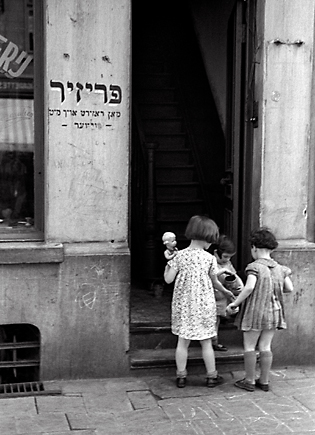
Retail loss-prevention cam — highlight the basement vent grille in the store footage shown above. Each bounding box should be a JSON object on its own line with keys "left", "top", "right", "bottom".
{"left": 0, "top": 381, "right": 62, "bottom": 398}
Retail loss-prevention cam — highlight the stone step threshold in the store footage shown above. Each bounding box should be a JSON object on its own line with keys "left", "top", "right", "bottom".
{"left": 130, "top": 346, "right": 258, "bottom": 369}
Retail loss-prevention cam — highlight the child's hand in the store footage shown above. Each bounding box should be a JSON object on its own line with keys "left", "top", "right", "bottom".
{"left": 226, "top": 303, "right": 239, "bottom": 315}
{"left": 164, "top": 248, "right": 178, "bottom": 261}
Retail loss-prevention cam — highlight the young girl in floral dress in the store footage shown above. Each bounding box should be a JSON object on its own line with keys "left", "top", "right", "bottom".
{"left": 226, "top": 227, "right": 293, "bottom": 392}
{"left": 164, "top": 215, "right": 235, "bottom": 388}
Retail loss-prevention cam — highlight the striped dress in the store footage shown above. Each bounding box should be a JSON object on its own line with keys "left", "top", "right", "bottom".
{"left": 234, "top": 258, "right": 291, "bottom": 331}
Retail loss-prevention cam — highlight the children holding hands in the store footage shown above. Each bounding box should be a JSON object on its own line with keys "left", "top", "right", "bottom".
{"left": 226, "top": 227, "right": 293, "bottom": 392}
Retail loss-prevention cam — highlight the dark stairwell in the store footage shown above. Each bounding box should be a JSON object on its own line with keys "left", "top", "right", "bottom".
{"left": 130, "top": 1, "right": 244, "bottom": 372}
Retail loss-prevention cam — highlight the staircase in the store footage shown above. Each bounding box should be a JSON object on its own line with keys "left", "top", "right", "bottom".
{"left": 141, "top": 74, "right": 206, "bottom": 231}
{"left": 129, "top": 286, "right": 245, "bottom": 374}
{"left": 132, "top": 33, "right": 211, "bottom": 280}
{"left": 129, "top": 321, "right": 246, "bottom": 374}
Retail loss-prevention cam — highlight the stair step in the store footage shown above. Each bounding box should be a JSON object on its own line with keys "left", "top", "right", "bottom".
{"left": 134, "top": 73, "right": 173, "bottom": 88}
{"left": 156, "top": 166, "right": 195, "bottom": 183}
{"left": 157, "top": 200, "right": 205, "bottom": 220}
{"left": 156, "top": 150, "right": 191, "bottom": 166}
{"left": 139, "top": 103, "right": 179, "bottom": 118}
{"left": 130, "top": 321, "right": 242, "bottom": 351}
{"left": 133, "top": 62, "right": 167, "bottom": 74}
{"left": 146, "top": 133, "right": 187, "bottom": 148}
{"left": 137, "top": 88, "right": 176, "bottom": 103}
{"left": 157, "top": 183, "right": 201, "bottom": 200}
{"left": 129, "top": 346, "right": 251, "bottom": 369}
{"left": 143, "top": 118, "right": 183, "bottom": 134}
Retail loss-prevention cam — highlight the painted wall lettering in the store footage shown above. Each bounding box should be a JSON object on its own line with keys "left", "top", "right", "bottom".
{"left": 50, "top": 79, "right": 122, "bottom": 105}
{"left": 48, "top": 107, "right": 121, "bottom": 129}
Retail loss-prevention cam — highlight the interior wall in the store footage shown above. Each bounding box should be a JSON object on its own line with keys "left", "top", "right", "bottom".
{"left": 190, "top": 0, "right": 236, "bottom": 135}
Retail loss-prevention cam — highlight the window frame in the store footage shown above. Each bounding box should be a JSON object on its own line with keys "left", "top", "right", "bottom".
{"left": 0, "top": 0, "right": 44, "bottom": 241}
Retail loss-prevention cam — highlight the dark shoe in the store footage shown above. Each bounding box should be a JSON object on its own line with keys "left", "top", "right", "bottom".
{"left": 206, "top": 375, "right": 224, "bottom": 388}
{"left": 213, "top": 343, "right": 228, "bottom": 351}
{"left": 255, "top": 379, "right": 269, "bottom": 391}
{"left": 176, "top": 377, "right": 186, "bottom": 388}
{"left": 234, "top": 378, "right": 255, "bottom": 392}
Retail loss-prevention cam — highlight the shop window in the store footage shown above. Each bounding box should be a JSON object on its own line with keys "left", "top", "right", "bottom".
{"left": 0, "top": 0, "right": 43, "bottom": 240}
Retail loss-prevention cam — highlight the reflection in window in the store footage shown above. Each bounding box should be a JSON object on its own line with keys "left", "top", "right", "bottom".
{"left": 0, "top": 0, "right": 34, "bottom": 229}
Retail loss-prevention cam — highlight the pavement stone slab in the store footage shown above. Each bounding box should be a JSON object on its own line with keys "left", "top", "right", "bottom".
{"left": 115, "top": 406, "right": 170, "bottom": 429}
{"left": 191, "top": 417, "right": 245, "bottom": 435}
{"left": 218, "top": 398, "right": 266, "bottom": 419}
{"left": 0, "top": 416, "right": 18, "bottom": 435}
{"left": 67, "top": 411, "right": 116, "bottom": 430}
{"left": 160, "top": 399, "right": 218, "bottom": 421}
{"left": 253, "top": 396, "right": 307, "bottom": 415}
{"left": 127, "top": 390, "right": 159, "bottom": 409}
{"left": 292, "top": 393, "right": 315, "bottom": 411}
{"left": 41, "top": 432, "right": 96, "bottom": 435}
{"left": 151, "top": 419, "right": 222, "bottom": 435}
{"left": 145, "top": 375, "right": 230, "bottom": 400}
{"left": 270, "top": 367, "right": 312, "bottom": 380}
{"left": 102, "top": 377, "right": 151, "bottom": 392}
{"left": 276, "top": 412, "right": 315, "bottom": 432}
{"left": 15, "top": 413, "right": 70, "bottom": 434}
{"left": 239, "top": 416, "right": 292, "bottom": 434}
{"left": 83, "top": 391, "right": 133, "bottom": 413}
{"left": 36, "top": 395, "right": 86, "bottom": 413}
{"left": 0, "top": 397, "right": 37, "bottom": 415}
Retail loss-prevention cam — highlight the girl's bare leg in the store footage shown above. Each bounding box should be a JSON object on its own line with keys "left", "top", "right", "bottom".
{"left": 200, "top": 338, "right": 217, "bottom": 376}
{"left": 175, "top": 337, "right": 190, "bottom": 375}
{"left": 243, "top": 330, "right": 261, "bottom": 383}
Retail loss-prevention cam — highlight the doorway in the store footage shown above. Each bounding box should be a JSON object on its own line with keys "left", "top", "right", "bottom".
{"left": 130, "top": 0, "right": 256, "bottom": 323}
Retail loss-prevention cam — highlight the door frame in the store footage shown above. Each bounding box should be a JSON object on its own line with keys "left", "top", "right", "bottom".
{"left": 225, "top": 0, "right": 258, "bottom": 273}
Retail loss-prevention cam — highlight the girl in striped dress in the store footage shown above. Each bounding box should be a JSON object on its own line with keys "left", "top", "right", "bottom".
{"left": 226, "top": 227, "right": 293, "bottom": 392}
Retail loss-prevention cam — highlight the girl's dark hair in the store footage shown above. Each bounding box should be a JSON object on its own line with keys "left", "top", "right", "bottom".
{"left": 185, "top": 215, "right": 219, "bottom": 244}
{"left": 210, "top": 234, "right": 236, "bottom": 258}
{"left": 250, "top": 227, "right": 278, "bottom": 250}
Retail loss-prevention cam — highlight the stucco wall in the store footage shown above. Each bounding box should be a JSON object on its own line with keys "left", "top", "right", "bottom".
{"left": 46, "top": 0, "right": 131, "bottom": 242}
{"left": 0, "top": 243, "right": 129, "bottom": 380}
{"left": 0, "top": 0, "right": 131, "bottom": 380}
{"left": 257, "top": 0, "right": 315, "bottom": 366}
{"left": 273, "top": 248, "right": 315, "bottom": 365}
{"left": 261, "top": 0, "right": 314, "bottom": 240}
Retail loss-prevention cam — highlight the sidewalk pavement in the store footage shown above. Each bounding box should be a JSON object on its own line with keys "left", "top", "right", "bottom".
{"left": 1, "top": 365, "right": 315, "bottom": 434}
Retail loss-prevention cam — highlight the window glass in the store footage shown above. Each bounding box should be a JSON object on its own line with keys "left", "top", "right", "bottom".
{"left": 0, "top": 0, "right": 34, "bottom": 232}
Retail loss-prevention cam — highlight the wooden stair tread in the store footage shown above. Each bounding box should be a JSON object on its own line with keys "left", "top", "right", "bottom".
{"left": 157, "top": 198, "right": 203, "bottom": 204}
{"left": 157, "top": 181, "right": 199, "bottom": 186}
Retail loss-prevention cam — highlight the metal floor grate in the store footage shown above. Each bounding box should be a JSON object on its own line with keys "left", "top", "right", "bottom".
{"left": 0, "top": 381, "right": 62, "bottom": 398}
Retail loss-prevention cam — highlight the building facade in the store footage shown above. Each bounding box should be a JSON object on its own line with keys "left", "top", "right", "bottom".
{"left": 0, "top": 0, "right": 314, "bottom": 381}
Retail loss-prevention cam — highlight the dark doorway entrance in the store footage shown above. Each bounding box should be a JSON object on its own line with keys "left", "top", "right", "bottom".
{"left": 131, "top": 0, "right": 226, "bottom": 289}
{"left": 130, "top": 0, "right": 256, "bottom": 369}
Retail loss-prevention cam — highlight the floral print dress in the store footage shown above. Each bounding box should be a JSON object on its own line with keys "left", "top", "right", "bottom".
{"left": 167, "top": 247, "right": 218, "bottom": 340}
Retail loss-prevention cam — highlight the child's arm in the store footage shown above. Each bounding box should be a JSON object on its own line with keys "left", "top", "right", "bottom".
{"left": 164, "top": 264, "right": 177, "bottom": 284}
{"left": 227, "top": 274, "right": 257, "bottom": 309}
{"left": 210, "top": 272, "right": 235, "bottom": 301}
{"left": 283, "top": 276, "right": 294, "bottom": 293}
